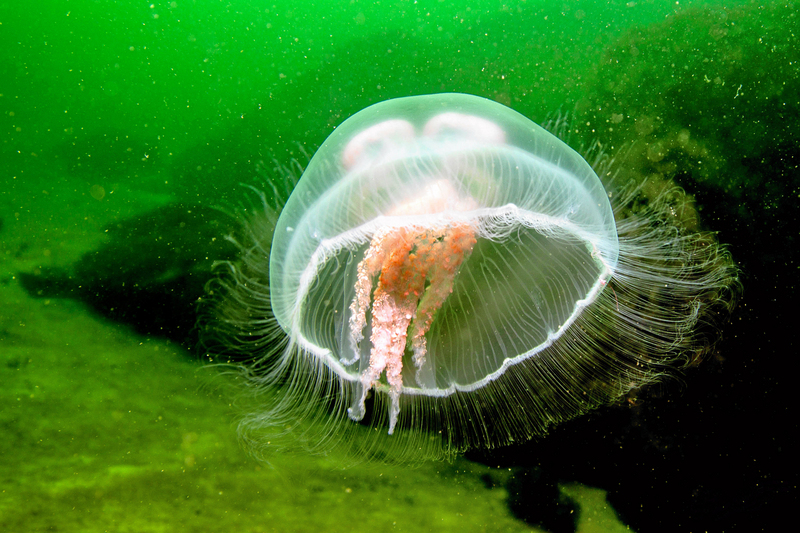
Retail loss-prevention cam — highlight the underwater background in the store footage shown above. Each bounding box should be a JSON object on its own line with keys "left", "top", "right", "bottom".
{"left": 1, "top": 1, "right": 796, "bottom": 531}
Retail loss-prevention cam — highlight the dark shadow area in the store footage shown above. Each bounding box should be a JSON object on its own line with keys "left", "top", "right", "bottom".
{"left": 18, "top": 204, "right": 239, "bottom": 350}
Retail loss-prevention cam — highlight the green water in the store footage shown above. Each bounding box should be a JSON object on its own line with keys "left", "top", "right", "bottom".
{"left": 3, "top": 0, "right": 724, "bottom": 206}
{"left": 3, "top": 0, "right": 707, "bottom": 151}
{"left": 1, "top": 0, "right": 792, "bottom": 531}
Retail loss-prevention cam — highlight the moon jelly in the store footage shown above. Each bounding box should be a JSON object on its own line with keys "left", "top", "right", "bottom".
{"left": 208, "top": 93, "right": 737, "bottom": 461}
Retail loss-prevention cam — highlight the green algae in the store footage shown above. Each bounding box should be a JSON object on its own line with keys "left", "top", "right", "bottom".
{"left": 0, "top": 277, "right": 534, "bottom": 532}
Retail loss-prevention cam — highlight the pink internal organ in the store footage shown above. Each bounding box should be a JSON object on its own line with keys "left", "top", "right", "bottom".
{"left": 341, "top": 119, "right": 415, "bottom": 170}
{"left": 422, "top": 112, "right": 506, "bottom": 145}
{"left": 349, "top": 222, "right": 477, "bottom": 433}
{"left": 344, "top": 111, "right": 505, "bottom": 433}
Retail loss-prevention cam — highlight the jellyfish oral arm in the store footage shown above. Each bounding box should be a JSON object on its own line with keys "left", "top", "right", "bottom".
{"left": 346, "top": 182, "right": 478, "bottom": 434}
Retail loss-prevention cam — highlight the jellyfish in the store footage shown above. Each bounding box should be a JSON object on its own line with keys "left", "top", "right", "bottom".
{"left": 207, "top": 93, "right": 738, "bottom": 462}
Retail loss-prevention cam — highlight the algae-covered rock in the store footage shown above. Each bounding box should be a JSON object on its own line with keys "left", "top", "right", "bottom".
{"left": 576, "top": 1, "right": 798, "bottom": 200}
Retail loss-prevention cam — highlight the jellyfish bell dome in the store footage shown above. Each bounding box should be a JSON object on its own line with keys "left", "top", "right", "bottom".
{"left": 269, "top": 94, "right": 619, "bottom": 433}
{"left": 209, "top": 93, "right": 737, "bottom": 462}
